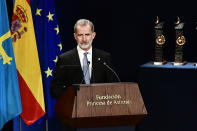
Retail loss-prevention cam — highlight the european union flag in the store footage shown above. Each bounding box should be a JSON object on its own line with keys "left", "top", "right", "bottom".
{"left": 35, "top": 0, "right": 62, "bottom": 118}
{"left": 0, "top": 0, "right": 22, "bottom": 129}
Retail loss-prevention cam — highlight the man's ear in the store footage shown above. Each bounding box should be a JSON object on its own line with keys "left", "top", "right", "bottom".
{"left": 74, "top": 33, "right": 77, "bottom": 40}
{"left": 93, "top": 32, "right": 96, "bottom": 38}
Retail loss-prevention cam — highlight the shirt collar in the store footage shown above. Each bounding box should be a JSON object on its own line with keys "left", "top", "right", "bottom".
{"left": 77, "top": 45, "right": 92, "bottom": 55}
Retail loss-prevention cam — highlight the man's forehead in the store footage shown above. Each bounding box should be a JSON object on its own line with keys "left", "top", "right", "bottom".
{"left": 76, "top": 25, "right": 91, "bottom": 31}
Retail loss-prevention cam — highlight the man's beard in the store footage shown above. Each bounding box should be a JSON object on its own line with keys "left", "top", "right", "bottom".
{"left": 78, "top": 41, "right": 92, "bottom": 50}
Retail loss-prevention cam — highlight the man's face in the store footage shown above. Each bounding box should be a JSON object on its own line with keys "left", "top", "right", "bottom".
{"left": 74, "top": 25, "right": 96, "bottom": 51}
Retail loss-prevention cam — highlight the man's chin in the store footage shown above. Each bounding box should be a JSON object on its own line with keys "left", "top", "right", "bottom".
{"left": 79, "top": 43, "right": 92, "bottom": 50}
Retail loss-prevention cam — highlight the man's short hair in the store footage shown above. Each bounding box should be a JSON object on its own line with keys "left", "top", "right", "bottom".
{"left": 74, "top": 19, "right": 94, "bottom": 33}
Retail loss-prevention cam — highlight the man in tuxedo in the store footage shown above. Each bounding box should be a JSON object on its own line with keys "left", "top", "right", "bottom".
{"left": 50, "top": 19, "right": 118, "bottom": 99}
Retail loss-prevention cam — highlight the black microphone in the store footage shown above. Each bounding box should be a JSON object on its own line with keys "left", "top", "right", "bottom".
{"left": 80, "top": 61, "right": 90, "bottom": 84}
{"left": 87, "top": 61, "right": 90, "bottom": 65}
{"left": 97, "top": 58, "right": 121, "bottom": 82}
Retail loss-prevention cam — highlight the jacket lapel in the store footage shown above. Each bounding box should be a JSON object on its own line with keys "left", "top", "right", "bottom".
{"left": 73, "top": 48, "right": 84, "bottom": 82}
{"left": 91, "top": 48, "right": 97, "bottom": 83}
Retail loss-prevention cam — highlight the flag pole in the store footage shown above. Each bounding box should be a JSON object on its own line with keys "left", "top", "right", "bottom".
{"left": 46, "top": 119, "right": 48, "bottom": 131}
{"left": 20, "top": 117, "right": 22, "bottom": 131}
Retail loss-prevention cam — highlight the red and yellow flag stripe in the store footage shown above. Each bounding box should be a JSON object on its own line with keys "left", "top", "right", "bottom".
{"left": 11, "top": 0, "right": 45, "bottom": 125}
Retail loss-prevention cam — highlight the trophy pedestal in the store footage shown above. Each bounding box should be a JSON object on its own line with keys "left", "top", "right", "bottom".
{"left": 152, "top": 61, "right": 167, "bottom": 65}
{"left": 172, "top": 61, "right": 187, "bottom": 66}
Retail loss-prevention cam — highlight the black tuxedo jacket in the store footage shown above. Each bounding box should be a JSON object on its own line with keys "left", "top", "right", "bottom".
{"left": 50, "top": 47, "right": 117, "bottom": 98}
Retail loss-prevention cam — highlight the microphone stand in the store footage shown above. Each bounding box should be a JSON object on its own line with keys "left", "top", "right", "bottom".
{"left": 97, "top": 57, "right": 121, "bottom": 82}
{"left": 103, "top": 62, "right": 121, "bottom": 82}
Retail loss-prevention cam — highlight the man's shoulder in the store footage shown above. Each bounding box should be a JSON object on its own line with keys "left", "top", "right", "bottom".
{"left": 94, "top": 48, "right": 110, "bottom": 57}
{"left": 59, "top": 48, "right": 77, "bottom": 59}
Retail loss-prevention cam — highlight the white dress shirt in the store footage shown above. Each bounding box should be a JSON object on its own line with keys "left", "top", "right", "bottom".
{"left": 77, "top": 45, "right": 92, "bottom": 78}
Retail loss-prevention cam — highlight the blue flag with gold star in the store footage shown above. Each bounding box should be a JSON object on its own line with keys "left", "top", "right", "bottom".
{"left": 0, "top": 0, "right": 22, "bottom": 129}
{"left": 35, "top": 0, "right": 62, "bottom": 118}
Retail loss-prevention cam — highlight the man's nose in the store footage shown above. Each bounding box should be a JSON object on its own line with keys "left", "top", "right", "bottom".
{"left": 82, "top": 35, "right": 87, "bottom": 41}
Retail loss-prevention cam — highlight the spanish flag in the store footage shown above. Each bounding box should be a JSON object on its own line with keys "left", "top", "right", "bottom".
{"left": 11, "top": 0, "right": 45, "bottom": 125}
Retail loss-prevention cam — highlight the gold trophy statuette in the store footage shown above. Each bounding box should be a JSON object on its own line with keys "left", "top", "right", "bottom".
{"left": 153, "top": 16, "right": 167, "bottom": 65}
{"left": 172, "top": 17, "right": 187, "bottom": 66}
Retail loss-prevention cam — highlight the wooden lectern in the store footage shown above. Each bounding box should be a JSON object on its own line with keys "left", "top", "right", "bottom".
{"left": 55, "top": 82, "right": 147, "bottom": 128}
